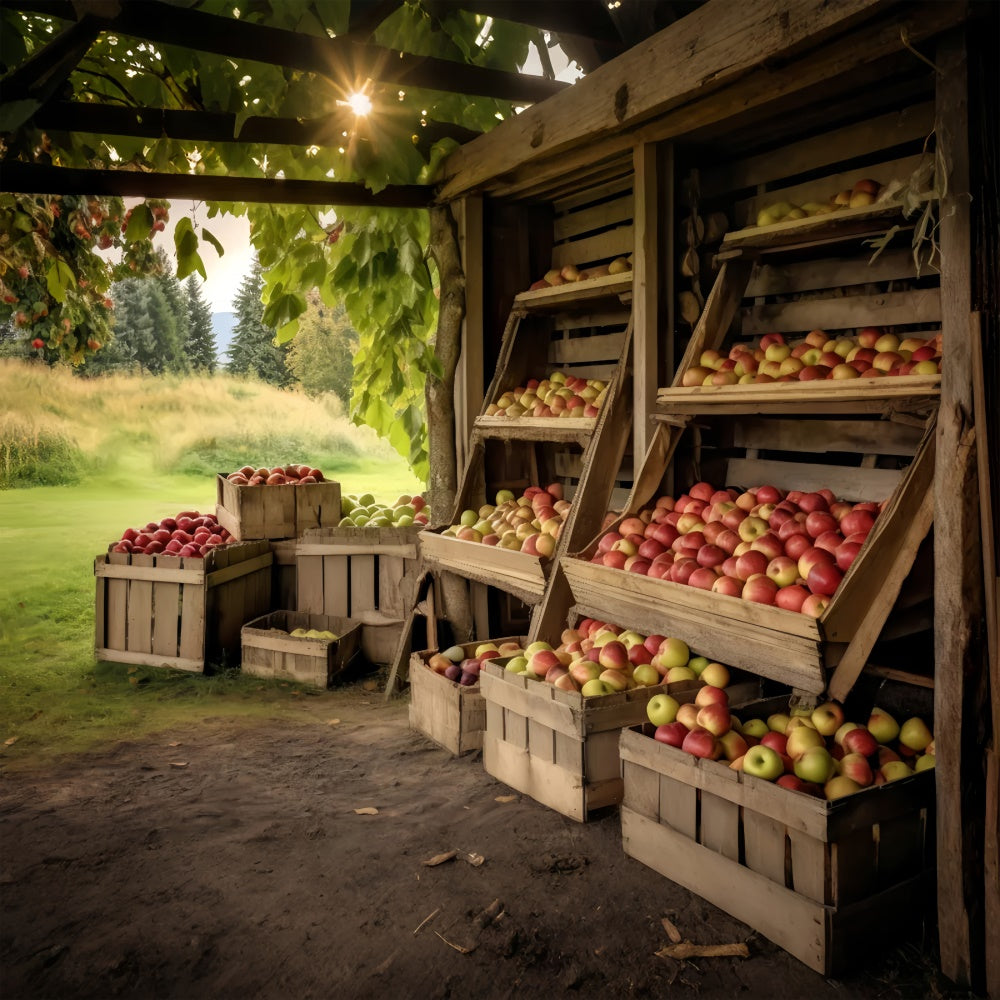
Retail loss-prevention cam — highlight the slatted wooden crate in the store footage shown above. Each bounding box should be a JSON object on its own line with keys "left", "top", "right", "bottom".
{"left": 94, "top": 540, "right": 273, "bottom": 673}
{"left": 215, "top": 474, "right": 341, "bottom": 541}
{"left": 241, "top": 610, "right": 361, "bottom": 688}
{"left": 619, "top": 694, "right": 935, "bottom": 975}
{"left": 663, "top": 102, "right": 942, "bottom": 415}
{"left": 296, "top": 525, "right": 422, "bottom": 665}
{"left": 269, "top": 539, "right": 297, "bottom": 610}
{"left": 562, "top": 412, "right": 936, "bottom": 696}
{"left": 480, "top": 660, "right": 760, "bottom": 822}
{"left": 408, "top": 637, "right": 524, "bottom": 755}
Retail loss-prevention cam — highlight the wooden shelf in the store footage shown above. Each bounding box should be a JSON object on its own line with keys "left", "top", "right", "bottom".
{"left": 656, "top": 374, "right": 941, "bottom": 415}
{"left": 512, "top": 272, "right": 633, "bottom": 312}
{"left": 719, "top": 203, "right": 910, "bottom": 257}
{"left": 473, "top": 414, "right": 597, "bottom": 447}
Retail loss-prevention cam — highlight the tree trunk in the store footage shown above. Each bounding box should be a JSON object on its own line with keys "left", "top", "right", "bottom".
{"left": 426, "top": 202, "right": 474, "bottom": 640}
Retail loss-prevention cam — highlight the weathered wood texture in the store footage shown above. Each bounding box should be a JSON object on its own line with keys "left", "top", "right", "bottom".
{"left": 216, "top": 475, "right": 342, "bottom": 541}
{"left": 94, "top": 542, "right": 273, "bottom": 673}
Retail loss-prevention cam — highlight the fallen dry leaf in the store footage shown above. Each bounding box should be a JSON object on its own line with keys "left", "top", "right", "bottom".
{"left": 327, "top": 719, "right": 341, "bottom": 726}
{"left": 354, "top": 807, "right": 379, "bottom": 815}
{"left": 494, "top": 795, "right": 517, "bottom": 803}
{"left": 362, "top": 680, "right": 378, "bottom": 692}
{"left": 656, "top": 941, "right": 749, "bottom": 960}
{"left": 4, "top": 736, "right": 19, "bottom": 746}
{"left": 423, "top": 850, "right": 458, "bottom": 867}
{"left": 661, "top": 916, "right": 683, "bottom": 943}
{"left": 169, "top": 761, "right": 189, "bottom": 769}
{"left": 412, "top": 907, "right": 441, "bottom": 936}
{"left": 168, "top": 741, "right": 181, "bottom": 748}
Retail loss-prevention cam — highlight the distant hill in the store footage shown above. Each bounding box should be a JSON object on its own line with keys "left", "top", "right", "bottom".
{"left": 212, "top": 312, "right": 236, "bottom": 361}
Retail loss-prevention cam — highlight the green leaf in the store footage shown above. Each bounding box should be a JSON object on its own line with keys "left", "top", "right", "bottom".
{"left": 125, "top": 203, "right": 153, "bottom": 243}
{"left": 174, "top": 217, "right": 206, "bottom": 280}
{"left": 201, "top": 227, "right": 224, "bottom": 257}
{"left": 45, "top": 260, "right": 74, "bottom": 304}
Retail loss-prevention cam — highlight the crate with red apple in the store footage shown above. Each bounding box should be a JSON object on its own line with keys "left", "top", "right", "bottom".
{"left": 296, "top": 523, "right": 423, "bottom": 666}
{"left": 562, "top": 411, "right": 935, "bottom": 696}
{"left": 110, "top": 510, "right": 233, "bottom": 558}
{"left": 619, "top": 684, "right": 935, "bottom": 974}
{"left": 95, "top": 538, "right": 273, "bottom": 673}
{"left": 408, "top": 637, "right": 525, "bottom": 755}
{"left": 480, "top": 618, "right": 760, "bottom": 821}
{"left": 419, "top": 483, "right": 572, "bottom": 604}
{"left": 215, "top": 464, "right": 341, "bottom": 541}
{"left": 240, "top": 610, "right": 361, "bottom": 689}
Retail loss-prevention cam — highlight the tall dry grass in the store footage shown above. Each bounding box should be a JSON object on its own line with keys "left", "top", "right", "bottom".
{"left": 0, "top": 359, "right": 401, "bottom": 487}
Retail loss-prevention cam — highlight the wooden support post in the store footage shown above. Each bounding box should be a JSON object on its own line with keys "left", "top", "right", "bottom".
{"left": 934, "top": 29, "right": 984, "bottom": 989}
{"left": 455, "top": 196, "right": 484, "bottom": 474}
{"left": 632, "top": 141, "right": 663, "bottom": 478}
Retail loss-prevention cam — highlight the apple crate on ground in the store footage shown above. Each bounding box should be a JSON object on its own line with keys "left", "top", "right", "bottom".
{"left": 408, "top": 637, "right": 524, "bottom": 756}
{"left": 562, "top": 412, "right": 936, "bottom": 697}
{"left": 215, "top": 467, "right": 341, "bottom": 541}
{"left": 295, "top": 523, "right": 423, "bottom": 666}
{"left": 95, "top": 540, "right": 273, "bottom": 673}
{"left": 480, "top": 633, "right": 760, "bottom": 822}
{"left": 619, "top": 693, "right": 936, "bottom": 975}
{"left": 240, "top": 610, "right": 361, "bottom": 689}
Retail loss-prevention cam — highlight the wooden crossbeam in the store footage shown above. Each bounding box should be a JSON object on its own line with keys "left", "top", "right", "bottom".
{"left": 446, "top": 0, "right": 622, "bottom": 44}
{"left": 32, "top": 101, "right": 481, "bottom": 150}
{"left": 0, "top": 161, "right": 433, "bottom": 207}
{"left": 9, "top": 0, "right": 568, "bottom": 104}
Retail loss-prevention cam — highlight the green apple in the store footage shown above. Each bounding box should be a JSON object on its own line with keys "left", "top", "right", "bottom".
{"left": 741, "top": 718, "right": 769, "bottom": 739}
{"left": 767, "top": 712, "right": 791, "bottom": 734}
{"left": 442, "top": 645, "right": 466, "bottom": 662}
{"left": 290, "top": 628, "right": 309, "bottom": 637}
{"left": 631, "top": 664, "right": 660, "bottom": 687}
{"left": 914, "top": 753, "right": 936, "bottom": 772}
{"left": 646, "top": 693, "right": 680, "bottom": 727}
{"left": 495, "top": 489, "right": 515, "bottom": 504}
{"left": 686, "top": 655, "right": 709, "bottom": 676}
{"left": 811, "top": 701, "right": 845, "bottom": 737}
{"left": 880, "top": 760, "right": 914, "bottom": 782}
{"left": 700, "top": 662, "right": 730, "bottom": 688}
{"left": 742, "top": 744, "right": 784, "bottom": 781}
{"left": 834, "top": 721, "right": 861, "bottom": 747}
{"left": 868, "top": 707, "right": 900, "bottom": 744}
{"left": 786, "top": 725, "right": 824, "bottom": 760}
{"left": 474, "top": 642, "right": 499, "bottom": 657}
{"left": 524, "top": 640, "right": 552, "bottom": 656}
{"left": 657, "top": 637, "right": 690, "bottom": 670}
{"left": 665, "top": 665, "right": 697, "bottom": 684}
{"left": 898, "top": 716, "right": 933, "bottom": 752}
{"left": 617, "top": 630, "right": 645, "bottom": 648}
{"left": 504, "top": 655, "right": 528, "bottom": 673}
{"left": 581, "top": 678, "right": 612, "bottom": 698}
{"left": 824, "top": 775, "right": 861, "bottom": 800}
{"left": 794, "top": 746, "right": 835, "bottom": 784}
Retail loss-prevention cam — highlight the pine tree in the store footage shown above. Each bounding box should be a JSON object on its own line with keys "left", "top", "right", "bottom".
{"left": 227, "top": 255, "right": 294, "bottom": 387}
{"left": 286, "top": 291, "right": 357, "bottom": 407}
{"left": 156, "top": 249, "right": 190, "bottom": 374}
{"left": 184, "top": 275, "right": 217, "bottom": 373}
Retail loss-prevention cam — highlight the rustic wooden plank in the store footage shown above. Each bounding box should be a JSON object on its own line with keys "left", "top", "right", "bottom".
{"left": 621, "top": 807, "right": 829, "bottom": 974}
{"left": 741, "top": 288, "right": 941, "bottom": 336}
{"left": 527, "top": 717, "right": 554, "bottom": 764}
{"left": 554, "top": 174, "right": 634, "bottom": 214}
{"left": 788, "top": 829, "right": 830, "bottom": 904}
{"left": 552, "top": 308, "right": 629, "bottom": 333}
{"left": 553, "top": 192, "right": 634, "bottom": 242}
{"left": 551, "top": 225, "right": 633, "bottom": 270}
{"left": 745, "top": 246, "right": 921, "bottom": 298}
{"left": 724, "top": 457, "right": 903, "bottom": 501}
{"left": 203, "top": 551, "right": 272, "bottom": 589}
{"left": 700, "top": 101, "right": 936, "bottom": 198}
{"left": 456, "top": 195, "right": 484, "bottom": 467}
{"left": 479, "top": 669, "right": 580, "bottom": 740}
{"left": 126, "top": 554, "right": 154, "bottom": 655}
{"left": 95, "top": 562, "right": 204, "bottom": 585}
{"left": 621, "top": 758, "right": 660, "bottom": 820}
{"left": 439, "top": 0, "right": 888, "bottom": 200}
{"left": 700, "top": 793, "right": 741, "bottom": 862}
{"left": 633, "top": 141, "right": 660, "bottom": 479}
{"left": 732, "top": 417, "right": 923, "bottom": 458}
{"left": 322, "top": 553, "right": 350, "bottom": 618}
{"left": 549, "top": 331, "right": 625, "bottom": 366}
{"left": 294, "top": 542, "right": 417, "bottom": 558}
{"left": 150, "top": 579, "right": 181, "bottom": 658}
{"left": 743, "top": 808, "right": 789, "bottom": 884}
{"left": 512, "top": 272, "right": 633, "bottom": 312}
{"left": 94, "top": 648, "right": 204, "bottom": 672}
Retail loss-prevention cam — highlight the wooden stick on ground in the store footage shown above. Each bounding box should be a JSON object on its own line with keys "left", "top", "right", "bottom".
{"left": 656, "top": 942, "right": 750, "bottom": 960}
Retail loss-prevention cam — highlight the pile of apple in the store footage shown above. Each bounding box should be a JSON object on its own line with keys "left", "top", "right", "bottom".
{"left": 225, "top": 464, "right": 327, "bottom": 486}
{"left": 754, "top": 177, "right": 882, "bottom": 227}
{"left": 527, "top": 255, "right": 631, "bottom": 291}
{"left": 280, "top": 627, "right": 338, "bottom": 640}
{"left": 683, "top": 327, "right": 942, "bottom": 387}
{"left": 111, "top": 511, "right": 232, "bottom": 558}
{"left": 589, "top": 479, "right": 883, "bottom": 616}
{"left": 440, "top": 484, "right": 570, "bottom": 558}
{"left": 646, "top": 692, "right": 934, "bottom": 801}
{"left": 339, "top": 492, "right": 429, "bottom": 528}
{"left": 484, "top": 371, "right": 608, "bottom": 419}
{"left": 498, "top": 619, "right": 735, "bottom": 698}
{"left": 425, "top": 640, "right": 521, "bottom": 687}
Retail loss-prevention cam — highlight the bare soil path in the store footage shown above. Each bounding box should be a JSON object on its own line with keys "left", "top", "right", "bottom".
{"left": 1, "top": 685, "right": 960, "bottom": 1000}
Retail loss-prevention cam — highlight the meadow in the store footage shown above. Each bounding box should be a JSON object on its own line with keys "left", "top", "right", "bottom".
{"left": 0, "top": 360, "right": 423, "bottom": 770}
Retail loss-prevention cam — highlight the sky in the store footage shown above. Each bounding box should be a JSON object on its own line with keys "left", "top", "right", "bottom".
{"left": 148, "top": 35, "right": 582, "bottom": 314}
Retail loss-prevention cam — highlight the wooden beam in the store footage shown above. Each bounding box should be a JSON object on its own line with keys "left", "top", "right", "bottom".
{"left": 933, "top": 28, "right": 982, "bottom": 990}
{"left": 32, "top": 101, "right": 481, "bottom": 150}
{"left": 0, "top": 162, "right": 433, "bottom": 207}
{"left": 438, "top": 0, "right": 889, "bottom": 199}
{"left": 88, "top": 0, "right": 566, "bottom": 105}
{"left": 0, "top": 12, "right": 102, "bottom": 130}
{"left": 447, "top": 0, "right": 621, "bottom": 44}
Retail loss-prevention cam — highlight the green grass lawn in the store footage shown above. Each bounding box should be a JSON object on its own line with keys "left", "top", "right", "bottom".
{"left": 0, "top": 365, "right": 424, "bottom": 771}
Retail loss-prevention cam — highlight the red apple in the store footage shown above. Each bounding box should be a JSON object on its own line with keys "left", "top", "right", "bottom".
{"left": 742, "top": 575, "right": 778, "bottom": 604}
{"left": 682, "top": 727, "right": 721, "bottom": 760}
{"left": 712, "top": 575, "right": 742, "bottom": 597}
{"left": 654, "top": 722, "right": 689, "bottom": 748}
{"left": 775, "top": 584, "right": 809, "bottom": 612}
{"left": 807, "top": 561, "right": 843, "bottom": 597}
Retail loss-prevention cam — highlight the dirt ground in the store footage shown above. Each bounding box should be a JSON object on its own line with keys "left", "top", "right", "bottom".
{"left": 0, "top": 683, "right": 968, "bottom": 1000}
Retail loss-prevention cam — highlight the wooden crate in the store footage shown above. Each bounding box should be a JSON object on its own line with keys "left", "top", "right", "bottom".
{"left": 241, "top": 610, "right": 361, "bottom": 688}
{"left": 295, "top": 525, "right": 422, "bottom": 665}
{"left": 619, "top": 694, "right": 935, "bottom": 975}
{"left": 408, "top": 637, "right": 524, "bottom": 755}
{"left": 562, "top": 412, "right": 936, "bottom": 696}
{"left": 215, "top": 474, "right": 341, "bottom": 541}
{"left": 480, "top": 661, "right": 760, "bottom": 822}
{"left": 270, "top": 538, "right": 297, "bottom": 610}
{"left": 94, "top": 540, "right": 273, "bottom": 673}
